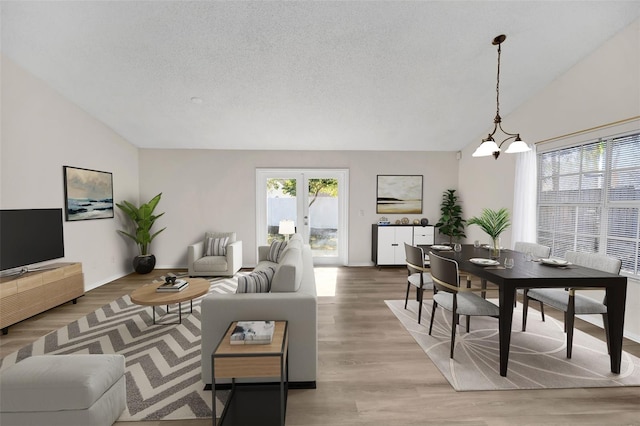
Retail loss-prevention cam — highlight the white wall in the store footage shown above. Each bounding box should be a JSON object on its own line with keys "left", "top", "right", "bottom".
{"left": 138, "top": 149, "right": 458, "bottom": 268}
{"left": 1, "top": 55, "right": 140, "bottom": 290}
{"left": 458, "top": 19, "right": 640, "bottom": 340}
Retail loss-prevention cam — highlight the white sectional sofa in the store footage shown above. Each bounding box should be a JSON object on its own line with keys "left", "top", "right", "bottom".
{"left": 200, "top": 234, "right": 318, "bottom": 388}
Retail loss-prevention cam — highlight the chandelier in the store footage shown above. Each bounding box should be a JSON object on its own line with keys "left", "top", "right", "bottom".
{"left": 472, "top": 34, "right": 531, "bottom": 159}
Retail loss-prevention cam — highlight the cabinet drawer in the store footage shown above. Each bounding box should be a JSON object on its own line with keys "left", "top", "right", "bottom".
{"left": 413, "top": 226, "right": 434, "bottom": 245}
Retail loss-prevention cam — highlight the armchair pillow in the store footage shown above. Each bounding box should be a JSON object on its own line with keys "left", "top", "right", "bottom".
{"left": 236, "top": 267, "right": 276, "bottom": 293}
{"left": 204, "top": 236, "right": 229, "bottom": 256}
{"left": 267, "top": 241, "right": 288, "bottom": 263}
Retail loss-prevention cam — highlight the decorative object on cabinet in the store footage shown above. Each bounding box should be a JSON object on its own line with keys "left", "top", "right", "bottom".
{"left": 420, "top": 218, "right": 429, "bottom": 226}
{"left": 434, "top": 189, "right": 466, "bottom": 245}
{"left": 376, "top": 175, "right": 423, "bottom": 214}
{"left": 63, "top": 166, "right": 114, "bottom": 221}
{"left": 378, "top": 217, "right": 390, "bottom": 225}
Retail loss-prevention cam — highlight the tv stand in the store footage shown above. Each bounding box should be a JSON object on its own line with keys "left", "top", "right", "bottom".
{"left": 0, "top": 263, "right": 84, "bottom": 334}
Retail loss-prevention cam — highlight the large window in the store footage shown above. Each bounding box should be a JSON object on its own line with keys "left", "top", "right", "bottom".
{"left": 537, "top": 132, "right": 640, "bottom": 276}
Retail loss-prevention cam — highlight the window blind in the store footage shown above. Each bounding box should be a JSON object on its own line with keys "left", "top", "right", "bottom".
{"left": 537, "top": 132, "right": 640, "bottom": 276}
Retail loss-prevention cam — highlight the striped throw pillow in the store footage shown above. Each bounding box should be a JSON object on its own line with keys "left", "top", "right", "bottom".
{"left": 267, "top": 241, "right": 288, "bottom": 263}
{"left": 204, "top": 236, "right": 229, "bottom": 256}
{"left": 236, "top": 267, "right": 276, "bottom": 293}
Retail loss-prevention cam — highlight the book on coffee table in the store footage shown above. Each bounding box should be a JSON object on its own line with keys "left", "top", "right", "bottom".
{"left": 156, "top": 279, "right": 189, "bottom": 292}
{"left": 230, "top": 320, "right": 275, "bottom": 345}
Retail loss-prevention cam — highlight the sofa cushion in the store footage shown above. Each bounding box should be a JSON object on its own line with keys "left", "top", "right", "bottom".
{"left": 271, "top": 246, "right": 303, "bottom": 293}
{"left": 0, "top": 354, "right": 125, "bottom": 412}
{"left": 204, "top": 236, "right": 229, "bottom": 256}
{"left": 193, "top": 256, "right": 228, "bottom": 273}
{"left": 267, "top": 241, "right": 288, "bottom": 262}
{"left": 236, "top": 267, "right": 276, "bottom": 293}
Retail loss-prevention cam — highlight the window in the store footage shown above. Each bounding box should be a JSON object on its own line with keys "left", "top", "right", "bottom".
{"left": 537, "top": 132, "right": 640, "bottom": 276}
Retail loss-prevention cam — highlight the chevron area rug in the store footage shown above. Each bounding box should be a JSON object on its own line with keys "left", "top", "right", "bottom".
{"left": 386, "top": 299, "right": 640, "bottom": 391}
{"left": 0, "top": 274, "right": 239, "bottom": 421}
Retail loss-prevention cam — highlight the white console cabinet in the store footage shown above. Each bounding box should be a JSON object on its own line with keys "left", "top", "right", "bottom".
{"left": 371, "top": 225, "right": 435, "bottom": 266}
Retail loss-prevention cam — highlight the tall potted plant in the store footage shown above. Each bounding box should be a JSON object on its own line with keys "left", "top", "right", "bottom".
{"left": 435, "top": 189, "right": 466, "bottom": 244}
{"left": 467, "top": 208, "right": 511, "bottom": 259}
{"left": 116, "top": 193, "right": 166, "bottom": 274}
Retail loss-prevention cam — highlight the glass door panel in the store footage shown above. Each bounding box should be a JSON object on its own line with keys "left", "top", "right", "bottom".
{"left": 257, "top": 169, "right": 348, "bottom": 265}
{"left": 306, "top": 177, "right": 339, "bottom": 261}
{"left": 266, "top": 177, "right": 299, "bottom": 244}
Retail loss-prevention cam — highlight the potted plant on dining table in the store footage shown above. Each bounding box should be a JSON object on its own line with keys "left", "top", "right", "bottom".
{"left": 467, "top": 208, "right": 511, "bottom": 259}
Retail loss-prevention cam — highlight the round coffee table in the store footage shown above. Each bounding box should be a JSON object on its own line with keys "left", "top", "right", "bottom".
{"left": 130, "top": 277, "right": 210, "bottom": 325}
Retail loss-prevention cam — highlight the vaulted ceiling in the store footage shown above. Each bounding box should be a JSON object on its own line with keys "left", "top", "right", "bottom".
{"left": 2, "top": 1, "right": 639, "bottom": 151}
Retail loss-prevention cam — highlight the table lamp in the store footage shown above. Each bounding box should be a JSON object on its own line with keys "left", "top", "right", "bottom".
{"left": 278, "top": 220, "right": 295, "bottom": 241}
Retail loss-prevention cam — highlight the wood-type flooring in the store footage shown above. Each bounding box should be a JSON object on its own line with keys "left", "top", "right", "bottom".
{"left": 1, "top": 266, "right": 639, "bottom": 425}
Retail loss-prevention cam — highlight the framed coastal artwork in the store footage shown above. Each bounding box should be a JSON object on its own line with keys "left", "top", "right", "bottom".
{"left": 376, "top": 175, "right": 423, "bottom": 214}
{"left": 63, "top": 166, "right": 114, "bottom": 221}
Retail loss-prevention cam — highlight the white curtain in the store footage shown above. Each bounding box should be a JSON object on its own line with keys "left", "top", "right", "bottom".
{"left": 511, "top": 144, "right": 537, "bottom": 247}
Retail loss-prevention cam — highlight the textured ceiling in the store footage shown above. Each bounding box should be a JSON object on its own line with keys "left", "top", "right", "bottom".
{"left": 2, "top": 1, "right": 639, "bottom": 151}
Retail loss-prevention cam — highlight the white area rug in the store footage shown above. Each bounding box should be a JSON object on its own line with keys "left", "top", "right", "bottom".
{"left": 0, "top": 274, "right": 241, "bottom": 421}
{"left": 386, "top": 299, "right": 640, "bottom": 391}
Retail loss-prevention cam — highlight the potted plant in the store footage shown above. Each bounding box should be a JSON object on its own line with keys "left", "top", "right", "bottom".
{"left": 435, "top": 189, "right": 466, "bottom": 245}
{"left": 467, "top": 208, "right": 511, "bottom": 259}
{"left": 116, "top": 193, "right": 166, "bottom": 274}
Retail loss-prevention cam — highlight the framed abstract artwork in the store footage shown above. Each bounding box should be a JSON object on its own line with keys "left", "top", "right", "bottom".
{"left": 376, "top": 175, "right": 423, "bottom": 214}
{"left": 63, "top": 166, "right": 114, "bottom": 221}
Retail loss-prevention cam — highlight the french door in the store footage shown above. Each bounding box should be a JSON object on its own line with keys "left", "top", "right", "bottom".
{"left": 256, "top": 169, "right": 349, "bottom": 265}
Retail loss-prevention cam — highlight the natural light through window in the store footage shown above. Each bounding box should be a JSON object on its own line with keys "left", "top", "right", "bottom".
{"left": 314, "top": 267, "right": 337, "bottom": 297}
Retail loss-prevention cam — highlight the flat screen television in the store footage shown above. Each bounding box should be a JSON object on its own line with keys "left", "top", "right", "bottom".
{"left": 0, "top": 208, "right": 65, "bottom": 272}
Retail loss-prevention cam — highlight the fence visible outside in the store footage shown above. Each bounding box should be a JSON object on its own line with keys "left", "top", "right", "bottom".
{"left": 267, "top": 197, "right": 337, "bottom": 255}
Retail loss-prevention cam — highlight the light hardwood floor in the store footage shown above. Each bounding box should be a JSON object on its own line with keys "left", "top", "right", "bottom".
{"left": 1, "top": 266, "right": 639, "bottom": 425}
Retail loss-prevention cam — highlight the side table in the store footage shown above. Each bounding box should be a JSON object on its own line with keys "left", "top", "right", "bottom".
{"left": 212, "top": 321, "right": 289, "bottom": 426}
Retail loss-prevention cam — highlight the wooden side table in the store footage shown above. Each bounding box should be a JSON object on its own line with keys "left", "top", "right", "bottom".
{"left": 212, "top": 321, "right": 289, "bottom": 426}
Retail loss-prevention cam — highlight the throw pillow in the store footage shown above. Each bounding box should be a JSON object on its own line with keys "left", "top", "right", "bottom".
{"left": 204, "top": 236, "right": 229, "bottom": 256}
{"left": 236, "top": 267, "right": 276, "bottom": 293}
{"left": 267, "top": 240, "right": 288, "bottom": 263}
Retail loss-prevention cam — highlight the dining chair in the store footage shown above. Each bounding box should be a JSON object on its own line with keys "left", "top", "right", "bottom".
{"left": 428, "top": 251, "right": 499, "bottom": 358}
{"left": 404, "top": 243, "right": 433, "bottom": 324}
{"left": 522, "top": 251, "right": 622, "bottom": 358}
{"left": 514, "top": 241, "right": 551, "bottom": 311}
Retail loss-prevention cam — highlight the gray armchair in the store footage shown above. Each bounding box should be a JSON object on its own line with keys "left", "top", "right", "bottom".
{"left": 188, "top": 231, "right": 242, "bottom": 277}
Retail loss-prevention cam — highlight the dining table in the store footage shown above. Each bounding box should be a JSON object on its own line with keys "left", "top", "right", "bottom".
{"left": 421, "top": 244, "right": 628, "bottom": 377}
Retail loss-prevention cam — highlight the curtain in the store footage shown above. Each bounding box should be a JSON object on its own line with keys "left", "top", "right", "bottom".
{"left": 511, "top": 144, "right": 537, "bottom": 247}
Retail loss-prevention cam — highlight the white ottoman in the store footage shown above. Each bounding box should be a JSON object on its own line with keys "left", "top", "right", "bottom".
{"left": 0, "top": 354, "right": 126, "bottom": 426}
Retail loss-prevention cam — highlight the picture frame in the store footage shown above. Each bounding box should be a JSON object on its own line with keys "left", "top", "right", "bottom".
{"left": 63, "top": 166, "right": 114, "bottom": 221}
{"left": 376, "top": 175, "right": 423, "bottom": 214}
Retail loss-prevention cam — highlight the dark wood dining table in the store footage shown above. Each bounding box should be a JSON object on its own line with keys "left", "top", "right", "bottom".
{"left": 421, "top": 244, "right": 627, "bottom": 377}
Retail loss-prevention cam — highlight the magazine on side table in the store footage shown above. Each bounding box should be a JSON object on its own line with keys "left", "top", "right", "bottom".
{"left": 230, "top": 320, "right": 275, "bottom": 344}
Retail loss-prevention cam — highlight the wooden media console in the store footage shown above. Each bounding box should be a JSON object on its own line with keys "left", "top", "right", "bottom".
{"left": 0, "top": 262, "right": 84, "bottom": 334}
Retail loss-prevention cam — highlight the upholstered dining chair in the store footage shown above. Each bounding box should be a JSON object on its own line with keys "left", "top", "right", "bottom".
{"left": 404, "top": 243, "right": 433, "bottom": 324}
{"left": 428, "top": 251, "right": 499, "bottom": 358}
{"left": 514, "top": 241, "right": 551, "bottom": 310}
{"left": 522, "top": 251, "right": 621, "bottom": 358}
